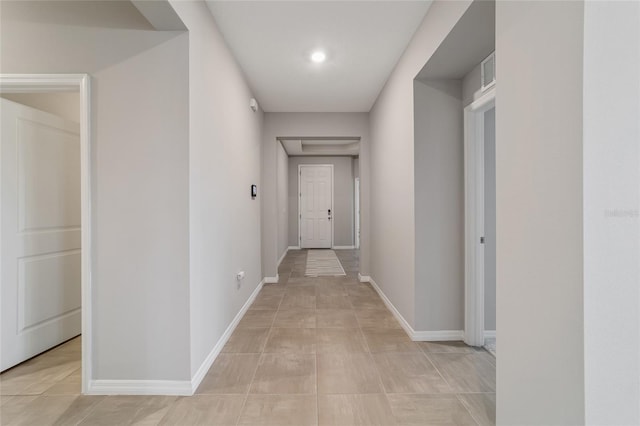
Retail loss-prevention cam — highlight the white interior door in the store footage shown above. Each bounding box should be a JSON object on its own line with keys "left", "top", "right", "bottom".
{"left": 1, "top": 98, "right": 81, "bottom": 371}
{"left": 299, "top": 165, "right": 333, "bottom": 249}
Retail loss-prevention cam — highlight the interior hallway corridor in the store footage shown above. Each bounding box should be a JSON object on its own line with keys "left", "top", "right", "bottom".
{"left": 0, "top": 250, "right": 495, "bottom": 425}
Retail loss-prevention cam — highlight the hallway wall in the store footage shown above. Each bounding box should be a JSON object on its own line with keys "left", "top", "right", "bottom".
{"left": 262, "top": 113, "right": 370, "bottom": 279}
{"left": 0, "top": 0, "right": 191, "bottom": 381}
{"left": 413, "top": 79, "right": 464, "bottom": 333}
{"left": 169, "top": 0, "right": 264, "bottom": 379}
{"left": 496, "top": 1, "right": 585, "bottom": 423}
{"left": 583, "top": 1, "right": 640, "bottom": 423}
{"left": 368, "top": 0, "right": 472, "bottom": 331}
{"left": 287, "top": 156, "right": 355, "bottom": 248}
{"left": 276, "top": 142, "right": 289, "bottom": 262}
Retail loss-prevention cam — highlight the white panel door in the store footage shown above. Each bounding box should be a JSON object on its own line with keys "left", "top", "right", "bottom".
{"left": 1, "top": 98, "right": 81, "bottom": 371}
{"left": 300, "top": 165, "right": 332, "bottom": 249}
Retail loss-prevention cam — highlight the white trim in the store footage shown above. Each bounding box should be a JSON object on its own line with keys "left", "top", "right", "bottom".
{"left": 88, "top": 380, "right": 192, "bottom": 396}
{"left": 463, "top": 86, "right": 495, "bottom": 347}
{"left": 277, "top": 248, "right": 288, "bottom": 267}
{"left": 484, "top": 330, "right": 496, "bottom": 339}
{"left": 358, "top": 273, "right": 371, "bottom": 283}
{"left": 1, "top": 74, "right": 93, "bottom": 394}
{"left": 189, "top": 279, "right": 264, "bottom": 394}
{"left": 362, "top": 276, "right": 464, "bottom": 342}
{"left": 298, "top": 164, "right": 334, "bottom": 249}
{"left": 332, "top": 245, "right": 355, "bottom": 250}
{"left": 264, "top": 275, "right": 279, "bottom": 284}
{"left": 288, "top": 246, "right": 301, "bottom": 250}
{"left": 413, "top": 330, "right": 465, "bottom": 341}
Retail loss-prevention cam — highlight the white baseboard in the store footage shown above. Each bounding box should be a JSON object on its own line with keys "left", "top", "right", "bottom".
{"left": 363, "top": 275, "right": 463, "bottom": 343}
{"left": 264, "top": 274, "right": 279, "bottom": 284}
{"left": 288, "top": 246, "right": 301, "bottom": 250}
{"left": 413, "top": 330, "right": 465, "bottom": 341}
{"left": 484, "top": 330, "right": 496, "bottom": 339}
{"left": 88, "top": 380, "right": 192, "bottom": 396}
{"left": 190, "top": 278, "right": 264, "bottom": 394}
{"left": 358, "top": 273, "right": 371, "bottom": 283}
{"left": 277, "top": 249, "right": 288, "bottom": 267}
{"left": 333, "top": 245, "right": 355, "bottom": 250}
{"left": 88, "top": 279, "right": 265, "bottom": 396}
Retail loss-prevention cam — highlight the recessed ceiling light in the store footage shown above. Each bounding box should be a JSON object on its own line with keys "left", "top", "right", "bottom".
{"left": 311, "top": 50, "right": 326, "bottom": 63}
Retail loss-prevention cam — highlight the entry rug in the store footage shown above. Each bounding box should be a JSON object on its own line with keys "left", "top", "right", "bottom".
{"left": 305, "top": 250, "right": 346, "bottom": 277}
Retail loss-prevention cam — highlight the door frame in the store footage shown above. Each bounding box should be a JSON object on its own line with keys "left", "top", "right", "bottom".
{"left": 298, "top": 164, "right": 334, "bottom": 249}
{"left": 354, "top": 177, "right": 360, "bottom": 250}
{"left": 463, "top": 87, "right": 495, "bottom": 347}
{"left": 0, "top": 74, "right": 92, "bottom": 393}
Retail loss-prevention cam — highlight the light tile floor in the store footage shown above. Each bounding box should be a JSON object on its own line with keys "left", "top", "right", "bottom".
{"left": 0, "top": 249, "right": 496, "bottom": 425}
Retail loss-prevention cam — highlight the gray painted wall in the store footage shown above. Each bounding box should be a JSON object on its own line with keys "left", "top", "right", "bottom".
{"left": 277, "top": 142, "right": 289, "bottom": 259}
{"left": 1, "top": 0, "right": 191, "bottom": 380}
{"left": 496, "top": 1, "right": 585, "bottom": 423}
{"left": 413, "top": 79, "right": 464, "bottom": 332}
{"left": 369, "top": 0, "right": 472, "bottom": 330}
{"left": 0, "top": 92, "right": 79, "bottom": 123}
{"left": 483, "top": 107, "right": 496, "bottom": 331}
{"left": 288, "top": 157, "right": 355, "bottom": 248}
{"left": 170, "top": 0, "right": 264, "bottom": 378}
{"left": 262, "top": 113, "right": 370, "bottom": 279}
{"left": 461, "top": 62, "right": 481, "bottom": 107}
{"left": 583, "top": 1, "right": 640, "bottom": 423}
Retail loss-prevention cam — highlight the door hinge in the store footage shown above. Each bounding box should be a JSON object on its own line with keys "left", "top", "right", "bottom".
{"left": 480, "top": 236, "right": 485, "bottom": 244}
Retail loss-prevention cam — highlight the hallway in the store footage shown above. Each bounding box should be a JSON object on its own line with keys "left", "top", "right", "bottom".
{"left": 1, "top": 250, "right": 495, "bottom": 425}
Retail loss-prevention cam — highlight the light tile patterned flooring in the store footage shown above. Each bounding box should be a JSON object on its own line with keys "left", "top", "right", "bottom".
{"left": 0, "top": 249, "right": 496, "bottom": 425}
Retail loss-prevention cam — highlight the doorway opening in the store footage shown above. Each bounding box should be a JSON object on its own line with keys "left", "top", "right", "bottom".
{"left": 464, "top": 87, "right": 496, "bottom": 352}
{"left": 0, "top": 74, "right": 91, "bottom": 394}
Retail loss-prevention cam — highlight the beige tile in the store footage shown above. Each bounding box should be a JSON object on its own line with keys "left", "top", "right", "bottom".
{"left": 373, "top": 353, "right": 452, "bottom": 394}
{"left": 316, "top": 309, "right": 359, "bottom": 328}
{"left": 348, "top": 295, "right": 386, "bottom": 309}
{"left": 458, "top": 393, "right": 496, "bottom": 426}
{"left": 1, "top": 395, "right": 102, "bottom": 426}
{"left": 355, "top": 309, "right": 401, "bottom": 329}
{"left": 316, "top": 295, "right": 352, "bottom": 309}
{"left": 250, "top": 354, "right": 316, "bottom": 394}
{"left": 196, "top": 354, "right": 260, "bottom": 394}
{"left": 387, "top": 394, "right": 477, "bottom": 425}
{"left": 0, "top": 395, "right": 38, "bottom": 424}
{"left": 285, "top": 277, "right": 316, "bottom": 287}
{"left": 159, "top": 395, "right": 244, "bottom": 425}
{"left": 361, "top": 328, "right": 421, "bottom": 353}
{"left": 260, "top": 285, "right": 286, "bottom": 296}
{"left": 285, "top": 286, "right": 316, "bottom": 297}
{"left": 316, "top": 328, "right": 368, "bottom": 353}
{"left": 237, "top": 310, "right": 277, "bottom": 329}
{"left": 42, "top": 381, "right": 81, "bottom": 396}
{"left": 250, "top": 293, "right": 283, "bottom": 310}
{"left": 78, "top": 396, "right": 175, "bottom": 425}
{"left": 273, "top": 309, "right": 316, "bottom": 328}
{"left": 315, "top": 283, "right": 348, "bottom": 296}
{"left": 222, "top": 328, "right": 270, "bottom": 353}
{"left": 427, "top": 353, "right": 496, "bottom": 392}
{"left": 418, "top": 341, "right": 480, "bottom": 354}
{"left": 346, "top": 285, "right": 377, "bottom": 298}
{"left": 280, "top": 294, "right": 316, "bottom": 309}
{"left": 318, "top": 394, "right": 397, "bottom": 426}
{"left": 263, "top": 328, "right": 316, "bottom": 353}
{"left": 238, "top": 395, "right": 316, "bottom": 426}
{"left": 317, "top": 353, "right": 383, "bottom": 394}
